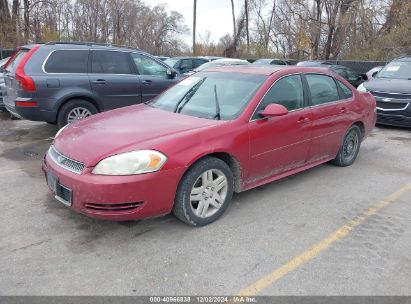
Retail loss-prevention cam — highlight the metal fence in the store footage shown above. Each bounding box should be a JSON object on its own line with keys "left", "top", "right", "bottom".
{"left": 0, "top": 49, "right": 15, "bottom": 60}
{"left": 286, "top": 59, "right": 388, "bottom": 74}
{"left": 0, "top": 48, "right": 387, "bottom": 74}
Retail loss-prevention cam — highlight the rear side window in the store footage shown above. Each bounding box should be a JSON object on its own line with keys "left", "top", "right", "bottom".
{"left": 5, "top": 50, "right": 28, "bottom": 73}
{"left": 337, "top": 80, "right": 353, "bottom": 99}
{"left": 44, "top": 50, "right": 88, "bottom": 73}
{"left": 91, "top": 50, "right": 132, "bottom": 74}
{"left": 194, "top": 59, "right": 207, "bottom": 68}
{"left": 306, "top": 74, "right": 339, "bottom": 105}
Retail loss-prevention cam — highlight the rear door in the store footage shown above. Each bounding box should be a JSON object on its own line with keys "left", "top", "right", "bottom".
{"left": 89, "top": 50, "right": 141, "bottom": 110}
{"left": 248, "top": 74, "right": 313, "bottom": 183}
{"left": 130, "top": 53, "right": 180, "bottom": 102}
{"left": 304, "top": 73, "right": 353, "bottom": 162}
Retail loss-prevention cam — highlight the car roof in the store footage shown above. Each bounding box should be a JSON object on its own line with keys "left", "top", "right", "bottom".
{"left": 205, "top": 65, "right": 338, "bottom": 76}
{"left": 395, "top": 56, "right": 411, "bottom": 62}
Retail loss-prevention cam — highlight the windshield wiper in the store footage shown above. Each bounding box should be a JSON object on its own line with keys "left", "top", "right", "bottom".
{"left": 174, "top": 78, "right": 206, "bottom": 113}
{"left": 214, "top": 84, "right": 221, "bottom": 120}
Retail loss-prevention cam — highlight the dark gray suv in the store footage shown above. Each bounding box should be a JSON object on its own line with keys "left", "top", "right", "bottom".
{"left": 3, "top": 42, "right": 181, "bottom": 127}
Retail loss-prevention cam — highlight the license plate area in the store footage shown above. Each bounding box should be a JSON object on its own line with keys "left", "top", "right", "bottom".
{"left": 47, "top": 171, "right": 72, "bottom": 207}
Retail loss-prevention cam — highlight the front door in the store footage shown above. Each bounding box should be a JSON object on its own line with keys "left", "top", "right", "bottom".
{"left": 130, "top": 53, "right": 180, "bottom": 103}
{"left": 248, "top": 74, "right": 312, "bottom": 184}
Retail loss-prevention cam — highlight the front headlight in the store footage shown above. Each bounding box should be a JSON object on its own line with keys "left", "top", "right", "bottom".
{"left": 357, "top": 83, "right": 367, "bottom": 92}
{"left": 92, "top": 150, "right": 167, "bottom": 175}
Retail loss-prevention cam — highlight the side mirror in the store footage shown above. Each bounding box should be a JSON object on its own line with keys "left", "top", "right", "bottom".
{"left": 372, "top": 71, "right": 379, "bottom": 78}
{"left": 360, "top": 73, "right": 368, "bottom": 81}
{"left": 259, "top": 103, "right": 289, "bottom": 118}
{"left": 166, "top": 68, "right": 177, "bottom": 78}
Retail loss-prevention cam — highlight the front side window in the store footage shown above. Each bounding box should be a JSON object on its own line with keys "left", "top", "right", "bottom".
{"left": 149, "top": 72, "right": 267, "bottom": 120}
{"left": 91, "top": 50, "right": 132, "bottom": 74}
{"left": 131, "top": 53, "right": 167, "bottom": 76}
{"left": 44, "top": 50, "right": 88, "bottom": 73}
{"left": 306, "top": 74, "right": 339, "bottom": 106}
{"left": 253, "top": 74, "right": 305, "bottom": 119}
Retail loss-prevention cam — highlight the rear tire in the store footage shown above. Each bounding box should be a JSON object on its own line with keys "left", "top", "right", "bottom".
{"left": 57, "top": 99, "right": 97, "bottom": 128}
{"left": 173, "top": 157, "right": 234, "bottom": 227}
{"left": 330, "top": 125, "right": 362, "bottom": 167}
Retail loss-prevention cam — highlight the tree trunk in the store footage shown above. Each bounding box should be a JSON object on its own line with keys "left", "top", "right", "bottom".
{"left": 244, "top": 0, "right": 249, "bottom": 54}
{"left": 23, "top": 0, "right": 29, "bottom": 43}
{"left": 193, "top": 0, "right": 197, "bottom": 55}
{"left": 230, "top": 0, "right": 236, "bottom": 37}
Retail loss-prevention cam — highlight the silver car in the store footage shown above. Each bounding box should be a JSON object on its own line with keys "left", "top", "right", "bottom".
{"left": 0, "top": 57, "right": 10, "bottom": 110}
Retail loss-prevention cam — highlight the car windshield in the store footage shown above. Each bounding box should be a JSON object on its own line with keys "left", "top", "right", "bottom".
{"left": 0, "top": 57, "right": 10, "bottom": 67}
{"left": 376, "top": 61, "right": 411, "bottom": 80}
{"left": 164, "top": 58, "right": 179, "bottom": 68}
{"left": 149, "top": 72, "right": 267, "bottom": 120}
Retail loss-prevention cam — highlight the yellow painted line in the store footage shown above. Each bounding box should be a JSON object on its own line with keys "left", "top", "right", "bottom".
{"left": 238, "top": 182, "right": 411, "bottom": 296}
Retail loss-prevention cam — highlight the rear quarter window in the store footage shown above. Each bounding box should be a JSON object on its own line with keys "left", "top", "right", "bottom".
{"left": 44, "top": 50, "right": 89, "bottom": 73}
{"left": 337, "top": 80, "right": 353, "bottom": 99}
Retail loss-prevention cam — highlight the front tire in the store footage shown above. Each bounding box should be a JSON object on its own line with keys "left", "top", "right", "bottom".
{"left": 57, "top": 99, "right": 97, "bottom": 128}
{"left": 173, "top": 157, "right": 234, "bottom": 227}
{"left": 330, "top": 125, "right": 362, "bottom": 167}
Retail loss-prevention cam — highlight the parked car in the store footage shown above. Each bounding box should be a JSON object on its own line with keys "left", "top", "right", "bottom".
{"left": 3, "top": 42, "right": 181, "bottom": 128}
{"left": 366, "top": 66, "right": 383, "bottom": 80}
{"left": 0, "top": 56, "right": 10, "bottom": 111}
{"left": 43, "top": 66, "right": 376, "bottom": 226}
{"left": 252, "top": 58, "right": 289, "bottom": 65}
{"left": 164, "top": 57, "right": 210, "bottom": 74}
{"left": 358, "top": 56, "right": 411, "bottom": 127}
{"left": 184, "top": 58, "right": 249, "bottom": 76}
{"left": 156, "top": 56, "right": 169, "bottom": 61}
{"left": 296, "top": 60, "right": 333, "bottom": 66}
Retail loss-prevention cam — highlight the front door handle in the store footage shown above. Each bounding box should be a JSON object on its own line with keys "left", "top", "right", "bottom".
{"left": 142, "top": 80, "right": 153, "bottom": 85}
{"left": 92, "top": 79, "right": 106, "bottom": 85}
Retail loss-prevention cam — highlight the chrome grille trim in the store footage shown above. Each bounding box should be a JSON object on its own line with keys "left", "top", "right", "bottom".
{"left": 48, "top": 145, "right": 85, "bottom": 174}
{"left": 376, "top": 103, "right": 409, "bottom": 112}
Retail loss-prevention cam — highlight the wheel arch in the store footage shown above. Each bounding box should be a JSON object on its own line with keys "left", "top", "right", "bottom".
{"left": 57, "top": 95, "right": 102, "bottom": 113}
{"left": 184, "top": 151, "right": 243, "bottom": 193}
{"left": 352, "top": 121, "right": 365, "bottom": 139}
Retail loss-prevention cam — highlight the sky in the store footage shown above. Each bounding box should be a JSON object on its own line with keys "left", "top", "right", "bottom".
{"left": 143, "top": 0, "right": 237, "bottom": 45}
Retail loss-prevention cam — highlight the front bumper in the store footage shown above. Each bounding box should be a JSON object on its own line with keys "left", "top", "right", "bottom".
{"left": 43, "top": 153, "right": 185, "bottom": 221}
{"left": 374, "top": 95, "right": 411, "bottom": 127}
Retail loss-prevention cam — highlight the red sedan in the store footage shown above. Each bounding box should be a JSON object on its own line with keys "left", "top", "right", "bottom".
{"left": 43, "top": 66, "right": 376, "bottom": 226}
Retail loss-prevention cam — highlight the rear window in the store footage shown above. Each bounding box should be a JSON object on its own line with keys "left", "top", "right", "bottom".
{"left": 5, "top": 50, "right": 28, "bottom": 73}
{"left": 44, "top": 50, "right": 88, "bottom": 73}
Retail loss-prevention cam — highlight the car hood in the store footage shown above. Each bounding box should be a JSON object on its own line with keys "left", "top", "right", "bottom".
{"left": 364, "top": 78, "right": 411, "bottom": 94}
{"left": 53, "top": 104, "right": 222, "bottom": 166}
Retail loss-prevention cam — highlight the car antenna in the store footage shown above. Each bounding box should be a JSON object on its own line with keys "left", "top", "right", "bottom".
{"left": 214, "top": 84, "right": 221, "bottom": 120}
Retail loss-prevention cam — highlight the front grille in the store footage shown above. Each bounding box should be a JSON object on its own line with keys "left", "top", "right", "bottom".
{"left": 376, "top": 101, "right": 408, "bottom": 111}
{"left": 371, "top": 91, "right": 411, "bottom": 101}
{"left": 48, "top": 146, "right": 85, "bottom": 174}
{"left": 84, "top": 202, "right": 143, "bottom": 213}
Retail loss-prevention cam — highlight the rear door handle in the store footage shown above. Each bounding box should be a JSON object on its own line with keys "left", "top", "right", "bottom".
{"left": 92, "top": 79, "right": 106, "bottom": 85}
{"left": 340, "top": 107, "right": 347, "bottom": 113}
{"left": 142, "top": 80, "right": 153, "bottom": 85}
{"left": 297, "top": 117, "right": 310, "bottom": 124}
